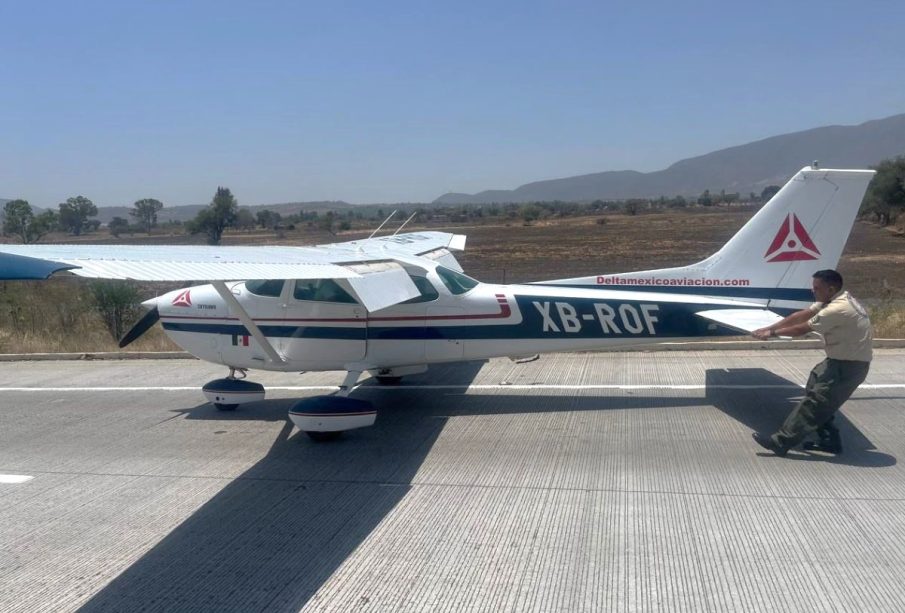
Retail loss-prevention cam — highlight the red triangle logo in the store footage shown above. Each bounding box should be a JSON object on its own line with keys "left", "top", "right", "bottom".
{"left": 171, "top": 289, "right": 192, "bottom": 307}
{"left": 764, "top": 213, "right": 821, "bottom": 262}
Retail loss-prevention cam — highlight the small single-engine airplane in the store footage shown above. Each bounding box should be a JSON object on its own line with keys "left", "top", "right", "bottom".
{"left": 0, "top": 166, "right": 874, "bottom": 439}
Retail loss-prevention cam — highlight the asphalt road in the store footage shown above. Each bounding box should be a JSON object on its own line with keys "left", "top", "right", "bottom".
{"left": 1, "top": 350, "right": 904, "bottom": 612}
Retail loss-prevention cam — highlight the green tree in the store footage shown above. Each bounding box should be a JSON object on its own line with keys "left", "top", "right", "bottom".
{"left": 108, "top": 216, "right": 130, "bottom": 237}
{"left": 3, "top": 199, "right": 57, "bottom": 243}
{"left": 188, "top": 187, "right": 238, "bottom": 245}
{"left": 760, "top": 185, "right": 781, "bottom": 202}
{"left": 256, "top": 209, "right": 282, "bottom": 229}
{"left": 624, "top": 200, "right": 642, "bottom": 216}
{"left": 130, "top": 198, "right": 164, "bottom": 234}
{"left": 318, "top": 211, "right": 337, "bottom": 234}
{"left": 235, "top": 208, "right": 256, "bottom": 230}
{"left": 58, "top": 195, "right": 98, "bottom": 236}
{"left": 697, "top": 190, "right": 713, "bottom": 206}
{"left": 519, "top": 203, "right": 541, "bottom": 223}
{"left": 861, "top": 156, "right": 905, "bottom": 226}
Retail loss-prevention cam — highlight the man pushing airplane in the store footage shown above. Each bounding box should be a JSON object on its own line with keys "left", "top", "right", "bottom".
{"left": 751, "top": 269, "right": 873, "bottom": 456}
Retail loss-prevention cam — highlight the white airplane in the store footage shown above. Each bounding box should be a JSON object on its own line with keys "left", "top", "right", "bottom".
{"left": 0, "top": 166, "right": 874, "bottom": 440}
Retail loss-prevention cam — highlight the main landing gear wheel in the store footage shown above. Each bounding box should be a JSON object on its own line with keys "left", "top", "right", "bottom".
{"left": 214, "top": 403, "right": 239, "bottom": 411}
{"left": 288, "top": 391, "right": 376, "bottom": 443}
{"left": 375, "top": 375, "right": 403, "bottom": 385}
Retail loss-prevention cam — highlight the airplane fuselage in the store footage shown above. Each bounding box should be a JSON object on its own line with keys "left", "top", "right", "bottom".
{"left": 157, "top": 272, "right": 801, "bottom": 373}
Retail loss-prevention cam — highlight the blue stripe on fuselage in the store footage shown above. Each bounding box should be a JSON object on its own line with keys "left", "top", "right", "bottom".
{"left": 163, "top": 294, "right": 768, "bottom": 341}
{"left": 162, "top": 322, "right": 366, "bottom": 340}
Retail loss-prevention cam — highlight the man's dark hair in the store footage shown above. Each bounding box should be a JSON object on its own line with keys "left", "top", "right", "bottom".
{"left": 813, "top": 269, "right": 843, "bottom": 289}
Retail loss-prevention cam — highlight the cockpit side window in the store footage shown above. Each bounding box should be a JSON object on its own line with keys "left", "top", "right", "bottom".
{"left": 435, "top": 266, "right": 478, "bottom": 295}
{"left": 402, "top": 275, "right": 440, "bottom": 304}
{"left": 245, "top": 279, "right": 285, "bottom": 297}
{"left": 293, "top": 278, "right": 358, "bottom": 303}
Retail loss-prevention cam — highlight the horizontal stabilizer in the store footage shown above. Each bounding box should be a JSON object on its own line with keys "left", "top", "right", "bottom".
{"left": 695, "top": 309, "right": 783, "bottom": 334}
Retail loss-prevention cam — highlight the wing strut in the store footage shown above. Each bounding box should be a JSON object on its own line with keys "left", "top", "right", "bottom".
{"left": 211, "top": 281, "right": 286, "bottom": 364}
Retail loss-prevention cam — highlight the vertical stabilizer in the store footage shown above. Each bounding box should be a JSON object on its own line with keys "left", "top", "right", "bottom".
{"left": 542, "top": 166, "right": 875, "bottom": 307}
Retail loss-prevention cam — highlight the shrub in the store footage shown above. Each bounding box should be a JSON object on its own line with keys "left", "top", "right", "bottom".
{"left": 90, "top": 281, "right": 141, "bottom": 341}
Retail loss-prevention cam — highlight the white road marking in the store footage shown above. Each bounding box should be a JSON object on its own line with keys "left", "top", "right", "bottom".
{"left": 0, "top": 384, "right": 903, "bottom": 392}
{"left": 0, "top": 474, "right": 34, "bottom": 484}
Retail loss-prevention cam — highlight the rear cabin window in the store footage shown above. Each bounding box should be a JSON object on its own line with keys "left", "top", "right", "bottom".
{"left": 402, "top": 275, "right": 440, "bottom": 304}
{"left": 435, "top": 266, "right": 478, "bottom": 295}
{"left": 245, "top": 279, "right": 285, "bottom": 297}
{"left": 293, "top": 279, "right": 358, "bottom": 303}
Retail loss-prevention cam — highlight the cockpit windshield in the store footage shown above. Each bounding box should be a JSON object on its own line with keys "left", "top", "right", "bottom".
{"left": 244, "top": 279, "right": 285, "bottom": 297}
{"left": 435, "top": 266, "right": 478, "bottom": 295}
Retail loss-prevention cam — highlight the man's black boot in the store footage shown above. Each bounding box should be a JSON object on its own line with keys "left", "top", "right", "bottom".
{"left": 802, "top": 426, "right": 843, "bottom": 454}
{"left": 752, "top": 432, "right": 789, "bottom": 457}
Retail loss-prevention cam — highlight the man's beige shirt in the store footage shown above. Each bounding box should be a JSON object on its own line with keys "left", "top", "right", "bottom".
{"left": 808, "top": 290, "right": 873, "bottom": 362}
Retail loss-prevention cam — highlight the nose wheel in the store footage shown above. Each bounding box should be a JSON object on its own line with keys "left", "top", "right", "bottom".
{"left": 202, "top": 368, "right": 265, "bottom": 411}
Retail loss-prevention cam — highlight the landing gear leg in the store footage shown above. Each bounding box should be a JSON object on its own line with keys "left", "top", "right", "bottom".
{"left": 337, "top": 369, "right": 362, "bottom": 397}
{"left": 214, "top": 368, "right": 245, "bottom": 410}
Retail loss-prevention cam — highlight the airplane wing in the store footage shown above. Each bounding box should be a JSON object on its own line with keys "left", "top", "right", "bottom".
{"left": 324, "top": 232, "right": 467, "bottom": 272}
{"left": 0, "top": 231, "right": 466, "bottom": 312}
{"left": 694, "top": 308, "right": 784, "bottom": 334}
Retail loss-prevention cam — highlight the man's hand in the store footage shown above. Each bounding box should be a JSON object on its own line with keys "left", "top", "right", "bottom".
{"left": 751, "top": 308, "right": 815, "bottom": 340}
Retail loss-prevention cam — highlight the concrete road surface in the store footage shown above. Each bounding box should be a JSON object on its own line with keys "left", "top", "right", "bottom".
{"left": 1, "top": 349, "right": 904, "bottom": 612}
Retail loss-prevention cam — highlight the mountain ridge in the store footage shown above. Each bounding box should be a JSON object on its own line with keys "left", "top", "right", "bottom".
{"left": 434, "top": 113, "right": 905, "bottom": 204}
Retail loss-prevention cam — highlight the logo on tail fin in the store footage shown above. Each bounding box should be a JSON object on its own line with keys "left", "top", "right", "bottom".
{"left": 171, "top": 289, "right": 192, "bottom": 307}
{"left": 765, "top": 213, "right": 821, "bottom": 262}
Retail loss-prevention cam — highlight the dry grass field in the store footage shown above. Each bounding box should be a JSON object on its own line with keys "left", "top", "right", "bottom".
{"left": 1, "top": 208, "right": 903, "bottom": 353}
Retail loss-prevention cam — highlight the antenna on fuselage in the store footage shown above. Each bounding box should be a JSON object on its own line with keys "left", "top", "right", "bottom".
{"left": 359, "top": 210, "right": 398, "bottom": 251}
{"left": 391, "top": 211, "right": 418, "bottom": 235}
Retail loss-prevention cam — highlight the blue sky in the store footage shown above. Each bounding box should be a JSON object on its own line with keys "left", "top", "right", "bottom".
{"left": 2, "top": 0, "right": 904, "bottom": 207}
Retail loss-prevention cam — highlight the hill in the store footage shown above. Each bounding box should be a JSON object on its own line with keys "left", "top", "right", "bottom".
{"left": 435, "top": 113, "right": 905, "bottom": 204}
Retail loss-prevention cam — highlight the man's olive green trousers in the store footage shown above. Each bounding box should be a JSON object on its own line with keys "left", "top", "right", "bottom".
{"left": 771, "top": 358, "right": 870, "bottom": 449}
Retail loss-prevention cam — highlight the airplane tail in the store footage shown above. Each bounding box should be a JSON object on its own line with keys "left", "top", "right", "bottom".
{"left": 543, "top": 166, "right": 875, "bottom": 308}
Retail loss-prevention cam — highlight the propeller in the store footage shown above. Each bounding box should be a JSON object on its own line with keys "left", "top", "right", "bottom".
{"left": 119, "top": 306, "right": 160, "bottom": 348}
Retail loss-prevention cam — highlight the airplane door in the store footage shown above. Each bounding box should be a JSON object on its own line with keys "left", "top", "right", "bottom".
{"left": 281, "top": 279, "right": 367, "bottom": 367}
{"left": 425, "top": 306, "right": 465, "bottom": 360}
{"left": 219, "top": 280, "right": 288, "bottom": 367}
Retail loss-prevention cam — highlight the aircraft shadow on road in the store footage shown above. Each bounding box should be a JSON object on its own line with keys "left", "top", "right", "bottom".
{"left": 705, "top": 367, "right": 896, "bottom": 468}
{"left": 79, "top": 363, "right": 894, "bottom": 612}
